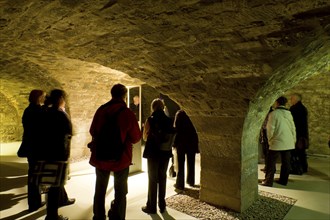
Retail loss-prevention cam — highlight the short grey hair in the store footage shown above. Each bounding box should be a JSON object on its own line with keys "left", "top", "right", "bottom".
{"left": 292, "top": 93, "right": 302, "bottom": 101}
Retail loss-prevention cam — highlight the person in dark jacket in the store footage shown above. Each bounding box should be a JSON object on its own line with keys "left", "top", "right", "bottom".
{"left": 20, "top": 89, "right": 46, "bottom": 212}
{"left": 173, "top": 110, "right": 199, "bottom": 190}
{"left": 141, "top": 98, "right": 174, "bottom": 214}
{"left": 129, "top": 95, "right": 140, "bottom": 121}
{"left": 42, "top": 94, "right": 76, "bottom": 210}
{"left": 290, "top": 93, "right": 309, "bottom": 173}
{"left": 89, "top": 84, "right": 142, "bottom": 220}
{"left": 41, "top": 89, "right": 73, "bottom": 220}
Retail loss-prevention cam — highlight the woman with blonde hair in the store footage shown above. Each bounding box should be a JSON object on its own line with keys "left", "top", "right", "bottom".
{"left": 142, "top": 98, "right": 175, "bottom": 214}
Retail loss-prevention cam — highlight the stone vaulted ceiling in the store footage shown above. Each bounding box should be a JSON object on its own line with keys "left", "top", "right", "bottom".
{"left": 1, "top": 0, "right": 330, "bottom": 212}
{"left": 1, "top": 0, "right": 329, "bottom": 150}
{"left": 1, "top": 1, "right": 329, "bottom": 100}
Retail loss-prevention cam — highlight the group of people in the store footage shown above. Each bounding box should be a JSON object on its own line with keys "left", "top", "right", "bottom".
{"left": 20, "top": 85, "right": 310, "bottom": 218}
{"left": 260, "top": 93, "right": 309, "bottom": 187}
{"left": 19, "top": 89, "right": 75, "bottom": 220}
{"left": 89, "top": 84, "right": 199, "bottom": 219}
{"left": 21, "top": 84, "right": 199, "bottom": 220}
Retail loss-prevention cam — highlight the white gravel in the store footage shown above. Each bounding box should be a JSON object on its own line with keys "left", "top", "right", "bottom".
{"left": 166, "top": 188, "right": 296, "bottom": 220}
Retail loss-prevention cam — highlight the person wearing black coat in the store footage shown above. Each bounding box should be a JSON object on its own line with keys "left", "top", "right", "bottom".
{"left": 290, "top": 93, "right": 309, "bottom": 173}
{"left": 142, "top": 98, "right": 174, "bottom": 214}
{"left": 41, "top": 89, "right": 74, "bottom": 220}
{"left": 173, "top": 110, "right": 199, "bottom": 190}
{"left": 20, "top": 89, "right": 46, "bottom": 212}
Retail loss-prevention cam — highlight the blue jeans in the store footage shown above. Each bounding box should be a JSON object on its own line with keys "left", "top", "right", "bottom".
{"left": 93, "top": 167, "right": 129, "bottom": 220}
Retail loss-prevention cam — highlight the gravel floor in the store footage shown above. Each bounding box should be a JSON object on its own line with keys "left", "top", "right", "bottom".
{"left": 166, "top": 188, "right": 296, "bottom": 220}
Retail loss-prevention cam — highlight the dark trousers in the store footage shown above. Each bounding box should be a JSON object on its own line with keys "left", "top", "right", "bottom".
{"left": 58, "top": 186, "right": 69, "bottom": 205}
{"left": 176, "top": 152, "right": 196, "bottom": 189}
{"left": 46, "top": 186, "right": 60, "bottom": 219}
{"left": 261, "top": 130, "right": 269, "bottom": 169}
{"left": 28, "top": 160, "right": 42, "bottom": 210}
{"left": 292, "top": 149, "right": 308, "bottom": 173}
{"left": 93, "top": 167, "right": 129, "bottom": 220}
{"left": 265, "top": 150, "right": 291, "bottom": 185}
{"left": 45, "top": 185, "right": 69, "bottom": 219}
{"left": 146, "top": 157, "right": 170, "bottom": 211}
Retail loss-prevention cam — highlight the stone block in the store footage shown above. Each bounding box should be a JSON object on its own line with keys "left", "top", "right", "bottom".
{"left": 200, "top": 187, "right": 241, "bottom": 212}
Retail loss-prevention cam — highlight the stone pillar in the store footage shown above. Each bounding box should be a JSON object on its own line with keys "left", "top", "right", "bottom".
{"left": 197, "top": 116, "right": 258, "bottom": 212}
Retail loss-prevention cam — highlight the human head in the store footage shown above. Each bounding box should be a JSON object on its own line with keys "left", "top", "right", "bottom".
{"left": 151, "top": 98, "right": 165, "bottom": 112}
{"left": 111, "top": 84, "right": 127, "bottom": 100}
{"left": 175, "top": 110, "right": 187, "bottom": 119}
{"left": 133, "top": 95, "right": 140, "bottom": 105}
{"left": 28, "top": 89, "right": 46, "bottom": 105}
{"left": 49, "top": 89, "right": 67, "bottom": 109}
{"left": 290, "top": 93, "right": 302, "bottom": 106}
{"left": 275, "top": 96, "right": 288, "bottom": 107}
{"left": 44, "top": 94, "right": 51, "bottom": 107}
{"left": 174, "top": 110, "right": 187, "bottom": 126}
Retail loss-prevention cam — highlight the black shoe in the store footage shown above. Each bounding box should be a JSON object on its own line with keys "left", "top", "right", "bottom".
{"left": 259, "top": 180, "right": 273, "bottom": 187}
{"left": 108, "top": 209, "right": 119, "bottom": 220}
{"left": 159, "top": 207, "right": 166, "bottom": 213}
{"left": 59, "top": 198, "right": 75, "bottom": 207}
{"left": 29, "top": 201, "right": 46, "bottom": 212}
{"left": 174, "top": 184, "right": 184, "bottom": 190}
{"left": 141, "top": 206, "right": 156, "bottom": 214}
{"left": 275, "top": 179, "right": 287, "bottom": 186}
{"left": 57, "top": 215, "right": 69, "bottom": 220}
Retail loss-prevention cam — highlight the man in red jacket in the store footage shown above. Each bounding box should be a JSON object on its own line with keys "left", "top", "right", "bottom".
{"left": 89, "top": 84, "right": 142, "bottom": 220}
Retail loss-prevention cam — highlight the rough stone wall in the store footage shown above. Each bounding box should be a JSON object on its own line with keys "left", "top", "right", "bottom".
{"left": 0, "top": 93, "right": 20, "bottom": 142}
{"left": 1, "top": 0, "right": 330, "bottom": 213}
{"left": 241, "top": 34, "right": 329, "bottom": 211}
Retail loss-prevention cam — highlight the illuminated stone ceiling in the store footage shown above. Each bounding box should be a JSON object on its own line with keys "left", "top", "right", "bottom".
{"left": 1, "top": 0, "right": 329, "bottom": 212}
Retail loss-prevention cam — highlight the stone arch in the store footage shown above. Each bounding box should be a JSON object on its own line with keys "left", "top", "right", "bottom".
{"left": 240, "top": 28, "right": 329, "bottom": 211}
{"left": 0, "top": 57, "right": 64, "bottom": 143}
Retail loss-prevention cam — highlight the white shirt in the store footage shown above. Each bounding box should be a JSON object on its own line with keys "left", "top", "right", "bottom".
{"left": 266, "top": 106, "right": 296, "bottom": 151}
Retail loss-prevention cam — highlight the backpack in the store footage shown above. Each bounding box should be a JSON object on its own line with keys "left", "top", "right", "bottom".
{"left": 95, "top": 106, "right": 126, "bottom": 161}
{"left": 149, "top": 115, "right": 176, "bottom": 151}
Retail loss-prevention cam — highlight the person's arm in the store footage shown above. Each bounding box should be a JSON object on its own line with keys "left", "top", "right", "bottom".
{"left": 301, "top": 107, "right": 309, "bottom": 138}
{"left": 119, "top": 108, "right": 142, "bottom": 145}
{"left": 143, "top": 118, "right": 150, "bottom": 142}
{"left": 89, "top": 107, "right": 102, "bottom": 137}
{"left": 288, "top": 114, "right": 296, "bottom": 144}
{"left": 127, "top": 110, "right": 142, "bottom": 144}
{"left": 266, "top": 112, "right": 275, "bottom": 143}
{"left": 63, "top": 112, "right": 73, "bottom": 160}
